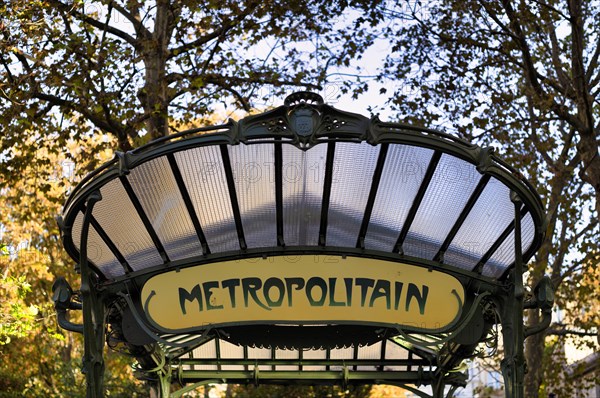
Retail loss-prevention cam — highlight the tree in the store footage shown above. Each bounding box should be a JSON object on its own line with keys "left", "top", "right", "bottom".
{"left": 0, "top": 1, "right": 381, "bottom": 395}
{"left": 0, "top": 133, "right": 150, "bottom": 397}
{"left": 0, "top": 0, "right": 379, "bottom": 155}
{"left": 371, "top": 0, "right": 599, "bottom": 395}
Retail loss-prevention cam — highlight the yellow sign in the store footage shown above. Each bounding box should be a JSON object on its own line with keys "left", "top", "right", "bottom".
{"left": 141, "top": 256, "right": 464, "bottom": 332}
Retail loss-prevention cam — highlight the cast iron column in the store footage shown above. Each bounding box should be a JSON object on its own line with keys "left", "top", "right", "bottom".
{"left": 501, "top": 192, "right": 525, "bottom": 398}
{"left": 80, "top": 192, "right": 106, "bottom": 398}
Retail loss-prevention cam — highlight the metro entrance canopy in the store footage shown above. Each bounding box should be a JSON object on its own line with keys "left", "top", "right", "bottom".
{"left": 54, "top": 92, "right": 553, "bottom": 398}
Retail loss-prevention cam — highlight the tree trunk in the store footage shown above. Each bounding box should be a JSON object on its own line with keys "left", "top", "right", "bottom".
{"left": 522, "top": 170, "right": 565, "bottom": 396}
{"left": 569, "top": 0, "right": 600, "bottom": 216}
{"left": 524, "top": 311, "right": 544, "bottom": 398}
{"left": 139, "top": 0, "right": 177, "bottom": 139}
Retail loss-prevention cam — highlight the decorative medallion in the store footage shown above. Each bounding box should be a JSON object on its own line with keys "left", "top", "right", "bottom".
{"left": 291, "top": 107, "right": 316, "bottom": 137}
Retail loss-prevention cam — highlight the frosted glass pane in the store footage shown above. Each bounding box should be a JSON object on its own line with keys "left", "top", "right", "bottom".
{"left": 247, "top": 346, "right": 272, "bottom": 371}
{"left": 229, "top": 144, "right": 276, "bottom": 248}
{"left": 276, "top": 348, "right": 300, "bottom": 371}
{"left": 364, "top": 145, "right": 434, "bottom": 251}
{"left": 302, "top": 348, "right": 326, "bottom": 371}
{"left": 220, "top": 339, "right": 244, "bottom": 359}
{"left": 190, "top": 339, "right": 218, "bottom": 370}
{"left": 276, "top": 349, "right": 299, "bottom": 359}
{"left": 403, "top": 154, "right": 482, "bottom": 260}
{"left": 87, "top": 226, "right": 124, "bottom": 278}
{"left": 93, "top": 179, "right": 163, "bottom": 271}
{"left": 282, "top": 143, "right": 326, "bottom": 246}
{"left": 327, "top": 142, "right": 380, "bottom": 246}
{"left": 71, "top": 211, "right": 124, "bottom": 278}
{"left": 330, "top": 346, "right": 354, "bottom": 359}
{"left": 220, "top": 339, "right": 245, "bottom": 370}
{"left": 357, "top": 341, "right": 382, "bottom": 360}
{"left": 445, "top": 178, "right": 514, "bottom": 270}
{"left": 247, "top": 346, "right": 272, "bottom": 359}
{"left": 330, "top": 346, "right": 354, "bottom": 371}
{"left": 126, "top": 157, "right": 203, "bottom": 261}
{"left": 383, "top": 340, "right": 411, "bottom": 371}
{"left": 175, "top": 146, "right": 239, "bottom": 253}
{"left": 357, "top": 341, "right": 382, "bottom": 370}
{"left": 484, "top": 212, "right": 536, "bottom": 278}
{"left": 383, "top": 341, "right": 409, "bottom": 360}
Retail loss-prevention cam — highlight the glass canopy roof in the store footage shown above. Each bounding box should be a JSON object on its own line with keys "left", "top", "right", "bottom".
{"left": 58, "top": 92, "right": 546, "bottom": 396}
{"left": 61, "top": 95, "right": 543, "bottom": 283}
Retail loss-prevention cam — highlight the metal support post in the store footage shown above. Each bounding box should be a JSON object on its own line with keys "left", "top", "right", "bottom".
{"left": 80, "top": 192, "right": 106, "bottom": 398}
{"left": 147, "top": 349, "right": 171, "bottom": 398}
{"left": 501, "top": 192, "right": 525, "bottom": 398}
{"left": 433, "top": 373, "right": 445, "bottom": 398}
{"left": 158, "top": 369, "right": 172, "bottom": 398}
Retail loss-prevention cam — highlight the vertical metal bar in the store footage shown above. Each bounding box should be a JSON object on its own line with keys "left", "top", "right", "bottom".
{"left": 318, "top": 142, "right": 336, "bottom": 246}
{"left": 220, "top": 145, "right": 247, "bottom": 250}
{"left": 167, "top": 154, "right": 211, "bottom": 255}
{"left": 446, "top": 385, "right": 459, "bottom": 398}
{"left": 189, "top": 351, "right": 195, "bottom": 372}
{"left": 120, "top": 176, "right": 170, "bottom": 263}
{"left": 512, "top": 192, "right": 525, "bottom": 398}
{"left": 271, "top": 346, "right": 276, "bottom": 371}
{"left": 378, "top": 338, "right": 387, "bottom": 371}
{"left": 356, "top": 143, "right": 389, "bottom": 249}
{"left": 274, "top": 140, "right": 285, "bottom": 246}
{"left": 215, "top": 337, "right": 222, "bottom": 372}
{"left": 80, "top": 192, "right": 105, "bottom": 398}
{"left": 393, "top": 151, "right": 442, "bottom": 254}
{"left": 501, "top": 192, "right": 525, "bottom": 398}
{"left": 433, "top": 373, "right": 445, "bottom": 398}
{"left": 158, "top": 369, "right": 172, "bottom": 398}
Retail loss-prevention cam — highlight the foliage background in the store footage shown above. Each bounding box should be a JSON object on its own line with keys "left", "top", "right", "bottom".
{"left": 1, "top": 0, "right": 598, "bottom": 397}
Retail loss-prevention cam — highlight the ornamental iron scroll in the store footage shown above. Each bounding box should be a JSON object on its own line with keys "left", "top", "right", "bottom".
{"left": 239, "top": 92, "right": 370, "bottom": 148}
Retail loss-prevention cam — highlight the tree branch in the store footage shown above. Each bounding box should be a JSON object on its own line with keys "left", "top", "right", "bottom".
{"left": 477, "top": 0, "right": 520, "bottom": 41}
{"left": 530, "top": 0, "right": 570, "bottom": 21}
{"left": 500, "top": 0, "right": 586, "bottom": 132}
{"left": 546, "top": 19, "right": 573, "bottom": 95}
{"left": 169, "top": 3, "right": 259, "bottom": 58}
{"left": 108, "top": 0, "right": 151, "bottom": 40}
{"left": 218, "top": 86, "right": 251, "bottom": 112}
{"left": 554, "top": 221, "right": 599, "bottom": 285}
{"left": 527, "top": 93, "right": 557, "bottom": 170}
{"left": 546, "top": 328, "right": 598, "bottom": 337}
{"left": 48, "top": 0, "right": 138, "bottom": 48}
{"left": 32, "top": 91, "right": 128, "bottom": 142}
{"left": 585, "top": 36, "right": 600, "bottom": 85}
{"left": 568, "top": 0, "right": 595, "bottom": 131}
{"left": 0, "top": 54, "right": 16, "bottom": 84}
{"left": 167, "top": 71, "right": 322, "bottom": 91}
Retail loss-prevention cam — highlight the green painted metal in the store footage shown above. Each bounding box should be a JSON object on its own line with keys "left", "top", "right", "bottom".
{"left": 171, "top": 380, "right": 221, "bottom": 398}
{"left": 157, "top": 368, "right": 172, "bottom": 398}
{"left": 500, "top": 193, "right": 526, "bottom": 398}
{"left": 175, "top": 358, "right": 429, "bottom": 367}
{"left": 53, "top": 92, "right": 553, "bottom": 397}
{"left": 79, "top": 192, "right": 106, "bottom": 398}
{"left": 178, "top": 370, "right": 436, "bottom": 382}
{"left": 59, "top": 103, "right": 546, "bottom": 278}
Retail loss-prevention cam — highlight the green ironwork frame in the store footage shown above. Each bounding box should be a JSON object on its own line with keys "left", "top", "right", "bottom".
{"left": 52, "top": 92, "right": 553, "bottom": 398}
